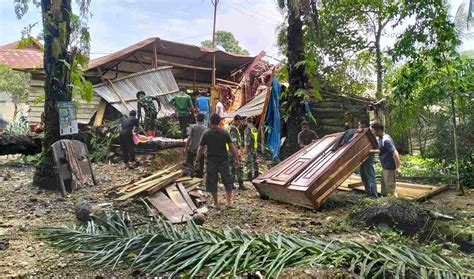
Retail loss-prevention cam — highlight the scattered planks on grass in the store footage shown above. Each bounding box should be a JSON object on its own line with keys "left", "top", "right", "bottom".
{"left": 165, "top": 184, "right": 193, "bottom": 214}
{"left": 147, "top": 191, "right": 189, "bottom": 224}
{"left": 115, "top": 170, "right": 181, "bottom": 201}
{"left": 177, "top": 183, "right": 198, "bottom": 211}
{"left": 338, "top": 175, "right": 449, "bottom": 200}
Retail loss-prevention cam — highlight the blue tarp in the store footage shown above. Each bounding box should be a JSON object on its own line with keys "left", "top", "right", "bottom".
{"left": 264, "top": 77, "right": 281, "bottom": 161}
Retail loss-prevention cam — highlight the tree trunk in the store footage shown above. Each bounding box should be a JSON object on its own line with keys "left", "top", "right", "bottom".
{"left": 375, "top": 17, "right": 383, "bottom": 98}
{"left": 281, "top": 3, "right": 307, "bottom": 159}
{"left": 13, "top": 103, "right": 18, "bottom": 120}
{"left": 33, "top": 0, "right": 74, "bottom": 188}
{"left": 450, "top": 96, "right": 463, "bottom": 195}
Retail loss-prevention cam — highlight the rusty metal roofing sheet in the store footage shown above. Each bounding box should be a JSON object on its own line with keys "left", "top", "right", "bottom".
{"left": 253, "top": 129, "right": 378, "bottom": 209}
{"left": 93, "top": 67, "right": 179, "bottom": 117}
{"left": 224, "top": 91, "right": 266, "bottom": 118}
{"left": 87, "top": 37, "right": 258, "bottom": 83}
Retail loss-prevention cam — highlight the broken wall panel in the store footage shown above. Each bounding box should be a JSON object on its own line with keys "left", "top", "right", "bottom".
{"left": 253, "top": 129, "right": 378, "bottom": 209}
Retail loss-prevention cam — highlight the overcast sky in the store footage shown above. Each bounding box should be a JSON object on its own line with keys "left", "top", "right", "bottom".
{"left": 0, "top": 0, "right": 472, "bottom": 60}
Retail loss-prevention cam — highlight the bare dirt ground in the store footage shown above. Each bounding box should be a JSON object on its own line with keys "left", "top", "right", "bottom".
{"left": 0, "top": 152, "right": 472, "bottom": 278}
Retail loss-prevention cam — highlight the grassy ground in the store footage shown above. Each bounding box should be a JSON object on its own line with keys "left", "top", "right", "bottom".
{"left": 0, "top": 152, "right": 472, "bottom": 277}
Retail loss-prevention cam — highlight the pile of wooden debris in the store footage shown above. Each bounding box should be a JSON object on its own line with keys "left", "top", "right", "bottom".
{"left": 104, "top": 165, "right": 207, "bottom": 223}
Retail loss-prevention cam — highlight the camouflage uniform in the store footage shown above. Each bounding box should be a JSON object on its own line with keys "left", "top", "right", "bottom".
{"left": 137, "top": 95, "right": 160, "bottom": 131}
{"left": 244, "top": 124, "right": 259, "bottom": 180}
{"left": 228, "top": 124, "right": 243, "bottom": 185}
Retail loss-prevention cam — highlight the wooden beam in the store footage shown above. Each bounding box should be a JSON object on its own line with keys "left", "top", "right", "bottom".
{"left": 107, "top": 79, "right": 130, "bottom": 113}
{"left": 132, "top": 54, "right": 148, "bottom": 70}
{"left": 155, "top": 59, "right": 213, "bottom": 71}
{"left": 154, "top": 42, "right": 158, "bottom": 68}
{"left": 93, "top": 98, "right": 107, "bottom": 126}
{"left": 216, "top": 78, "right": 240, "bottom": 86}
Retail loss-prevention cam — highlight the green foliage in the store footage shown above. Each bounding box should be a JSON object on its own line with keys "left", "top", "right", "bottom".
{"left": 201, "top": 31, "right": 249, "bottom": 55}
{"left": 36, "top": 209, "right": 474, "bottom": 278}
{"left": 0, "top": 64, "right": 30, "bottom": 117}
{"left": 90, "top": 120, "right": 121, "bottom": 162}
{"left": 157, "top": 117, "right": 181, "bottom": 139}
{"left": 4, "top": 118, "right": 29, "bottom": 135}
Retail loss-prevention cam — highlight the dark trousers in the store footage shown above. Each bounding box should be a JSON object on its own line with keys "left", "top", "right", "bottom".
{"left": 177, "top": 114, "right": 194, "bottom": 139}
{"left": 186, "top": 150, "right": 204, "bottom": 178}
{"left": 119, "top": 132, "right": 135, "bottom": 164}
{"left": 360, "top": 156, "right": 377, "bottom": 197}
{"left": 206, "top": 160, "right": 233, "bottom": 193}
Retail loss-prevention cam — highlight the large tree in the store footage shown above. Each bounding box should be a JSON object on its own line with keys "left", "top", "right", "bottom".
{"left": 277, "top": 1, "right": 311, "bottom": 158}
{"left": 201, "top": 31, "right": 250, "bottom": 55}
{"left": 15, "top": 0, "right": 92, "bottom": 188}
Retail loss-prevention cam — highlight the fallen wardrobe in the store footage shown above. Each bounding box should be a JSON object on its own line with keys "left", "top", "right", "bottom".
{"left": 253, "top": 129, "right": 378, "bottom": 209}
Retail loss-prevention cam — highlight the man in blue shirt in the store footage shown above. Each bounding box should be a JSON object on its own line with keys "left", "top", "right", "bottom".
{"left": 358, "top": 120, "right": 377, "bottom": 198}
{"left": 195, "top": 92, "right": 211, "bottom": 127}
{"left": 371, "top": 122, "right": 401, "bottom": 197}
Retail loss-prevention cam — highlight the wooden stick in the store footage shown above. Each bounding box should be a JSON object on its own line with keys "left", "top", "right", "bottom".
{"left": 107, "top": 79, "right": 131, "bottom": 113}
{"left": 134, "top": 165, "right": 177, "bottom": 185}
{"left": 216, "top": 78, "right": 240, "bottom": 86}
{"left": 155, "top": 59, "right": 213, "bottom": 71}
{"left": 147, "top": 172, "right": 183, "bottom": 195}
{"left": 116, "top": 170, "right": 181, "bottom": 201}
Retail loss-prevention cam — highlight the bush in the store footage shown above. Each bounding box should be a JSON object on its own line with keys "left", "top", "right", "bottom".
{"left": 4, "top": 119, "right": 29, "bottom": 135}
{"left": 156, "top": 116, "right": 181, "bottom": 139}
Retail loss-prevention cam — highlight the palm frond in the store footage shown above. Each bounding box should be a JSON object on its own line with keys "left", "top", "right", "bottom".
{"left": 36, "top": 210, "right": 474, "bottom": 278}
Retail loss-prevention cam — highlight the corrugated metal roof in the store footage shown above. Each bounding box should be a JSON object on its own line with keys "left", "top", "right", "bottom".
{"left": 224, "top": 91, "right": 266, "bottom": 118}
{"left": 86, "top": 37, "right": 258, "bottom": 83}
{"left": 93, "top": 67, "right": 179, "bottom": 117}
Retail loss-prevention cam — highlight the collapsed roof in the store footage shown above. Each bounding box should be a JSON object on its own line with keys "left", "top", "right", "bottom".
{"left": 86, "top": 37, "right": 260, "bottom": 85}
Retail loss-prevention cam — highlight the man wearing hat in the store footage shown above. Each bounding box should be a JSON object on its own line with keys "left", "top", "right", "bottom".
{"left": 136, "top": 91, "right": 161, "bottom": 137}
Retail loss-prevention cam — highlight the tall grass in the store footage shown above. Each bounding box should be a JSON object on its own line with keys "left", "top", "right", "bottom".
{"left": 36, "top": 210, "right": 473, "bottom": 278}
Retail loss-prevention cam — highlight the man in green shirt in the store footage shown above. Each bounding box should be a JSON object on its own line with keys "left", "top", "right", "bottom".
{"left": 171, "top": 88, "right": 195, "bottom": 139}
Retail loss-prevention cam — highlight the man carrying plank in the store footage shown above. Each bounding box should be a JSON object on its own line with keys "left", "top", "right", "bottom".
{"left": 195, "top": 113, "right": 240, "bottom": 209}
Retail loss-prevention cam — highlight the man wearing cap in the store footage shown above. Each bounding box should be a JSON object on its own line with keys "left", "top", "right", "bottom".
{"left": 136, "top": 91, "right": 161, "bottom": 137}
{"left": 228, "top": 115, "right": 246, "bottom": 190}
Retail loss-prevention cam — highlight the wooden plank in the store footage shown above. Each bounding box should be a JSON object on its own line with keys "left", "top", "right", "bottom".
{"left": 93, "top": 98, "right": 107, "bottom": 127}
{"left": 107, "top": 79, "right": 130, "bottom": 113}
{"left": 116, "top": 171, "right": 181, "bottom": 201}
{"left": 147, "top": 192, "right": 189, "bottom": 224}
{"left": 176, "top": 176, "right": 193, "bottom": 183}
{"left": 134, "top": 166, "right": 177, "bottom": 185}
{"left": 177, "top": 183, "right": 198, "bottom": 211}
{"left": 155, "top": 58, "right": 213, "bottom": 71}
{"left": 165, "top": 184, "right": 193, "bottom": 215}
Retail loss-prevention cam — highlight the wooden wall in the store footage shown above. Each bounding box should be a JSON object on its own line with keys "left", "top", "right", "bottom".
{"left": 27, "top": 78, "right": 100, "bottom": 125}
{"left": 311, "top": 92, "right": 371, "bottom": 137}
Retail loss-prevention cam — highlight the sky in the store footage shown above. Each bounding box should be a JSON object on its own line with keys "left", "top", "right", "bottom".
{"left": 0, "top": 0, "right": 284, "bottom": 59}
{"left": 0, "top": 0, "right": 472, "bottom": 60}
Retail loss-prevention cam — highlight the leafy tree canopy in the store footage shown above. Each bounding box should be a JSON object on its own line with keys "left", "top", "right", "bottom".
{"left": 201, "top": 31, "right": 249, "bottom": 55}
{"left": 0, "top": 64, "right": 30, "bottom": 117}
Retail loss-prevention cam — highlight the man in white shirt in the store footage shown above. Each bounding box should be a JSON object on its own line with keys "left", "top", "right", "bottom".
{"left": 215, "top": 97, "right": 225, "bottom": 118}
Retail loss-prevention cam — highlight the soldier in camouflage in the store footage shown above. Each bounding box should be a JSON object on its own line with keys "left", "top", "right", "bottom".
{"left": 228, "top": 115, "right": 246, "bottom": 190}
{"left": 244, "top": 117, "right": 259, "bottom": 181}
{"left": 137, "top": 91, "right": 161, "bottom": 137}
